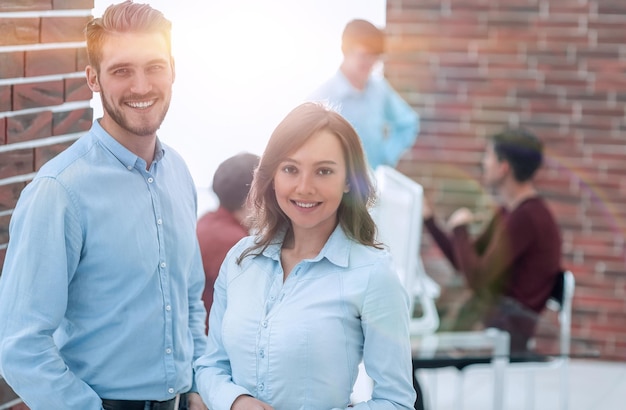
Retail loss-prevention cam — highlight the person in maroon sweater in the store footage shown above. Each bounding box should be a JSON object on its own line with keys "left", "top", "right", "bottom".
{"left": 196, "top": 152, "right": 260, "bottom": 333}
{"left": 423, "top": 127, "right": 562, "bottom": 353}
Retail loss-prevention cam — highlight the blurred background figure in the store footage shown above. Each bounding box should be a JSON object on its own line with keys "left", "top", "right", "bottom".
{"left": 422, "top": 127, "right": 562, "bottom": 353}
{"left": 307, "top": 18, "right": 419, "bottom": 169}
{"left": 196, "top": 152, "right": 260, "bottom": 332}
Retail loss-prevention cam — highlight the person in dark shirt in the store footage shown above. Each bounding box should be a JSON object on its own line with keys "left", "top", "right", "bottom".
{"left": 196, "top": 152, "right": 260, "bottom": 333}
{"left": 423, "top": 127, "right": 562, "bottom": 353}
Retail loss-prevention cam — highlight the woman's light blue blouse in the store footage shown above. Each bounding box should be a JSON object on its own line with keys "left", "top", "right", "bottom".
{"left": 195, "top": 225, "right": 416, "bottom": 410}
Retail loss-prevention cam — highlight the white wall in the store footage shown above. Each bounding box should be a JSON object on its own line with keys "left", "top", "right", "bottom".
{"left": 93, "top": 0, "right": 385, "bottom": 214}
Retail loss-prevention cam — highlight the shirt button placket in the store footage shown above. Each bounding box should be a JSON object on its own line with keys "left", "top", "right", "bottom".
{"left": 257, "top": 317, "right": 270, "bottom": 398}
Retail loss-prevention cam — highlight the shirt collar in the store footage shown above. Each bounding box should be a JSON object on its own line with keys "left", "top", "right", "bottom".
{"left": 334, "top": 69, "right": 373, "bottom": 96}
{"left": 261, "top": 224, "right": 351, "bottom": 269}
{"left": 92, "top": 120, "right": 165, "bottom": 169}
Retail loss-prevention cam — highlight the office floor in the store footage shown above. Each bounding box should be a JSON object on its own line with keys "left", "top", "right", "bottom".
{"left": 414, "top": 359, "right": 626, "bottom": 410}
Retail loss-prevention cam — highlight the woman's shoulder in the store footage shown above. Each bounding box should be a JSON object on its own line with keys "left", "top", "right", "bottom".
{"left": 347, "top": 240, "right": 394, "bottom": 272}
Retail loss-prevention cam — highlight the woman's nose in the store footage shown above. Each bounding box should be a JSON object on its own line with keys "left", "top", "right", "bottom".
{"left": 295, "top": 173, "right": 315, "bottom": 194}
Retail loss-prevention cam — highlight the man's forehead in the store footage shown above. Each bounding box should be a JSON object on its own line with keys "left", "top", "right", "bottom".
{"left": 100, "top": 32, "right": 170, "bottom": 64}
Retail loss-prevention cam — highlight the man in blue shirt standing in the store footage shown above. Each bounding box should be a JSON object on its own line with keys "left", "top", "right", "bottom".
{"left": 308, "top": 19, "right": 420, "bottom": 170}
{"left": 0, "top": 2, "right": 207, "bottom": 410}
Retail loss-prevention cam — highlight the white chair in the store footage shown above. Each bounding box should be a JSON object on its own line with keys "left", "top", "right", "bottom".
{"left": 370, "top": 165, "right": 440, "bottom": 334}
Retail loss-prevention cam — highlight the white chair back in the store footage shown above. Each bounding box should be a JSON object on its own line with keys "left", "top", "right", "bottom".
{"left": 370, "top": 166, "right": 440, "bottom": 334}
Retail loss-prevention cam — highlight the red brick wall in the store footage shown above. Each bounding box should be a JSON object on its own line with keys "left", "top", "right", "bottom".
{"left": 385, "top": 0, "right": 626, "bottom": 360}
{"left": 0, "top": 0, "right": 93, "bottom": 279}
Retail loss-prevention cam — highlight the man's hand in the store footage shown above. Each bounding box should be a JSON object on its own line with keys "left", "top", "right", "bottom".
{"left": 231, "top": 394, "right": 274, "bottom": 410}
{"left": 186, "top": 392, "right": 208, "bottom": 410}
{"left": 447, "top": 207, "right": 474, "bottom": 230}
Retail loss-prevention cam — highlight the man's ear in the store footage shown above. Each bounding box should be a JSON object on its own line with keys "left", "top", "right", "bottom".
{"left": 170, "top": 57, "right": 176, "bottom": 83}
{"left": 499, "top": 159, "right": 512, "bottom": 177}
{"left": 85, "top": 65, "right": 100, "bottom": 92}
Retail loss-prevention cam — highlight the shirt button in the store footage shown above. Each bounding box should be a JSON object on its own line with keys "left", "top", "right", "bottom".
{"left": 166, "top": 348, "right": 172, "bottom": 354}
{"left": 147, "top": 177, "right": 154, "bottom": 183}
{"left": 259, "top": 349, "right": 265, "bottom": 358}
{"left": 160, "top": 262, "right": 167, "bottom": 268}
{"left": 168, "top": 388, "right": 174, "bottom": 394}
{"left": 258, "top": 383, "right": 264, "bottom": 391}
{"left": 269, "top": 295, "right": 275, "bottom": 301}
{"left": 165, "top": 305, "right": 171, "bottom": 311}
{"left": 261, "top": 320, "right": 268, "bottom": 328}
{"left": 157, "top": 219, "right": 163, "bottom": 225}
{"left": 127, "top": 165, "right": 133, "bottom": 170}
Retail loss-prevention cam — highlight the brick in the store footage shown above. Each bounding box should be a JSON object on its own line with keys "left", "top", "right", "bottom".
{"left": 52, "top": 0, "right": 94, "bottom": 10}
{"left": 13, "top": 80, "right": 64, "bottom": 111}
{"left": 41, "top": 16, "right": 91, "bottom": 43}
{"left": 52, "top": 108, "right": 92, "bottom": 136}
{"left": 6, "top": 111, "right": 53, "bottom": 144}
{"left": 35, "top": 139, "right": 74, "bottom": 170}
{"left": 0, "top": 117, "right": 5, "bottom": 145}
{"left": 25, "top": 49, "right": 76, "bottom": 77}
{"left": 0, "top": 86, "right": 11, "bottom": 112}
{"left": 0, "top": 181, "right": 27, "bottom": 213}
{"left": 0, "top": 0, "right": 51, "bottom": 12}
{"left": 0, "top": 18, "right": 39, "bottom": 46}
{"left": 0, "top": 214, "right": 10, "bottom": 244}
{"left": 0, "top": 149, "right": 34, "bottom": 180}
{"left": 65, "top": 77, "right": 92, "bottom": 102}
{"left": 0, "top": 51, "right": 24, "bottom": 79}
{"left": 597, "top": 3, "right": 626, "bottom": 15}
{"left": 593, "top": 27, "right": 626, "bottom": 45}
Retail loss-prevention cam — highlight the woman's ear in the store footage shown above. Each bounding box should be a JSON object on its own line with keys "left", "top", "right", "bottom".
{"left": 344, "top": 181, "right": 351, "bottom": 193}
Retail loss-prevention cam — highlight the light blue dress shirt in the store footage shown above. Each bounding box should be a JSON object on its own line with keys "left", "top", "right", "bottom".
{"left": 308, "top": 70, "right": 419, "bottom": 169}
{"left": 195, "top": 225, "right": 416, "bottom": 410}
{"left": 0, "top": 120, "right": 207, "bottom": 409}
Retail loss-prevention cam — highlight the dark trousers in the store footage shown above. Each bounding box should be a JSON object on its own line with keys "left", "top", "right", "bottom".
{"left": 102, "top": 396, "right": 179, "bottom": 410}
{"left": 413, "top": 372, "right": 426, "bottom": 410}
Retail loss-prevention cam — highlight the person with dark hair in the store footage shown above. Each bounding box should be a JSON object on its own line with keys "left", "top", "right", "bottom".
{"left": 307, "top": 19, "right": 419, "bottom": 170}
{"left": 0, "top": 2, "right": 207, "bottom": 409}
{"left": 423, "top": 127, "right": 562, "bottom": 352}
{"left": 194, "top": 102, "right": 416, "bottom": 410}
{"left": 196, "top": 152, "right": 260, "bottom": 332}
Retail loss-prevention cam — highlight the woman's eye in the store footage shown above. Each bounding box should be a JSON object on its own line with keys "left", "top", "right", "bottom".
{"left": 318, "top": 168, "right": 333, "bottom": 176}
{"left": 282, "top": 165, "right": 297, "bottom": 174}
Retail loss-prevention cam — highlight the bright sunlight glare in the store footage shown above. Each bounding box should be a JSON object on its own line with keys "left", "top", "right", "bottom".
{"left": 93, "top": 0, "right": 385, "bottom": 213}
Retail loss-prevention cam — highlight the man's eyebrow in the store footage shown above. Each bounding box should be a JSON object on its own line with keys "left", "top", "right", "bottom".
{"left": 106, "top": 58, "right": 170, "bottom": 71}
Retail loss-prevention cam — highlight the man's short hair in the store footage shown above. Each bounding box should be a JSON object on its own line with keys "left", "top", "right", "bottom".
{"left": 212, "top": 152, "right": 260, "bottom": 211}
{"left": 490, "top": 128, "right": 543, "bottom": 182}
{"left": 85, "top": 1, "right": 172, "bottom": 71}
{"left": 341, "top": 19, "right": 385, "bottom": 55}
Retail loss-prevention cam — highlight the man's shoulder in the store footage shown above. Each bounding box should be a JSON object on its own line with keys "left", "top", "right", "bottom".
{"left": 36, "top": 133, "right": 96, "bottom": 179}
{"left": 307, "top": 71, "right": 347, "bottom": 101}
{"left": 509, "top": 196, "right": 559, "bottom": 232}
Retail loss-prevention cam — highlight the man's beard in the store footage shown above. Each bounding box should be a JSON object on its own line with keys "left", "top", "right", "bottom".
{"left": 100, "top": 92, "right": 170, "bottom": 137}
